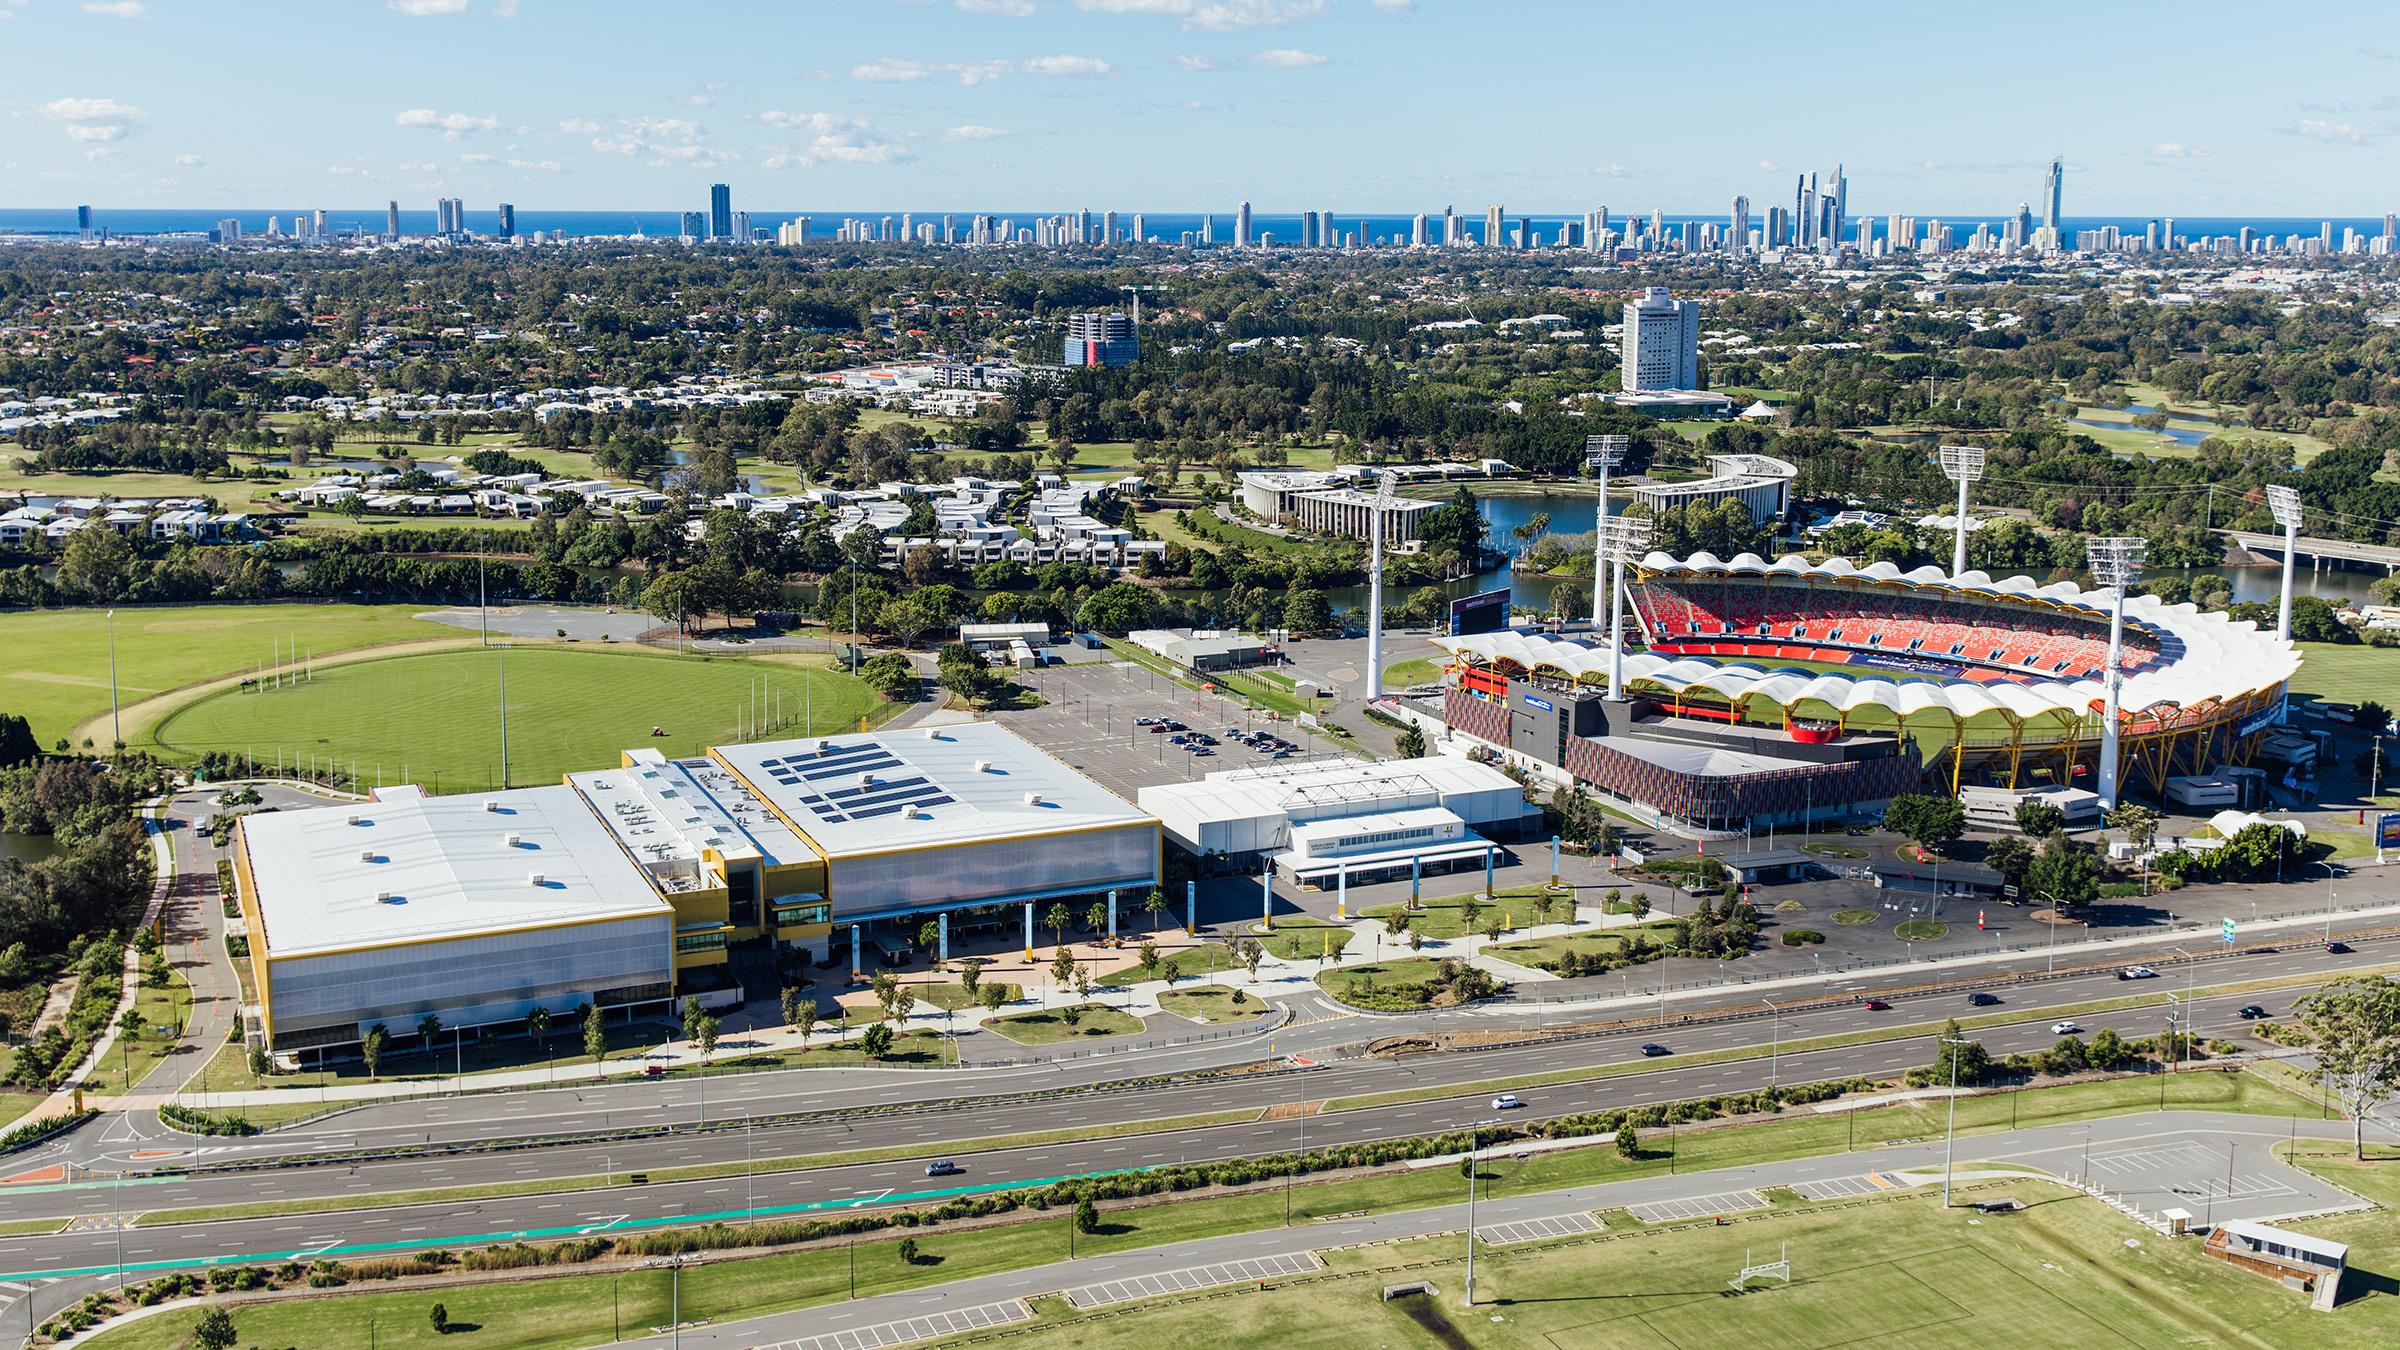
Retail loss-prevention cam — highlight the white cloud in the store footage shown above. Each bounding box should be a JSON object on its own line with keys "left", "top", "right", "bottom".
{"left": 388, "top": 0, "right": 469, "bottom": 14}
{"left": 1756, "top": 159, "right": 1782, "bottom": 172}
{"left": 0, "top": 0, "right": 25, "bottom": 17}
{"left": 1022, "top": 53, "right": 1112, "bottom": 76}
{"left": 1590, "top": 163, "right": 1632, "bottom": 177}
{"left": 2147, "top": 141, "right": 2208, "bottom": 159}
{"left": 758, "top": 110, "right": 861, "bottom": 134}
{"left": 1252, "top": 48, "right": 1325, "bottom": 68}
{"left": 492, "top": 0, "right": 518, "bottom": 14}
{"left": 946, "top": 123, "right": 1008, "bottom": 140}
{"left": 395, "top": 107, "right": 501, "bottom": 139}
{"left": 82, "top": 147, "right": 116, "bottom": 162}
{"left": 850, "top": 55, "right": 1102, "bottom": 83}
{"left": 956, "top": 0, "right": 1036, "bottom": 12}
{"left": 1368, "top": 0, "right": 1411, "bottom": 9}
{"left": 760, "top": 113, "right": 911, "bottom": 169}
{"left": 619, "top": 116, "right": 703, "bottom": 140}
{"left": 556, "top": 117, "right": 601, "bottom": 134}
{"left": 1075, "top": 0, "right": 1326, "bottom": 31}
{"left": 326, "top": 164, "right": 375, "bottom": 177}
{"left": 174, "top": 153, "right": 204, "bottom": 166}
{"left": 81, "top": 1, "right": 150, "bottom": 18}
{"left": 2292, "top": 118, "right": 2373, "bottom": 144}
{"left": 40, "top": 97, "right": 144, "bottom": 143}
{"left": 1172, "top": 53, "right": 1225, "bottom": 70}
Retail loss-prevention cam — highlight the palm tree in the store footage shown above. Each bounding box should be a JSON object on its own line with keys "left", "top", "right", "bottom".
{"left": 1045, "top": 902, "right": 1071, "bottom": 949}
{"left": 1143, "top": 887, "right": 1168, "bottom": 932}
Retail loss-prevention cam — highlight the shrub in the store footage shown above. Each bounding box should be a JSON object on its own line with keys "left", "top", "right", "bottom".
{"left": 1780, "top": 929, "right": 1825, "bottom": 946}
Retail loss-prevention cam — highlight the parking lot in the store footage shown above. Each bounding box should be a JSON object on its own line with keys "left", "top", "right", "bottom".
{"left": 994, "top": 656, "right": 1340, "bottom": 804}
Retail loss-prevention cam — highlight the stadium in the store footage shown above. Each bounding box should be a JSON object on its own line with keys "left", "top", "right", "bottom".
{"left": 1430, "top": 552, "right": 2300, "bottom": 832}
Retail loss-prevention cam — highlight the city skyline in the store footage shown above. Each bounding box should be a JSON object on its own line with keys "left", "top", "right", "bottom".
{"left": 6, "top": 0, "right": 2400, "bottom": 214}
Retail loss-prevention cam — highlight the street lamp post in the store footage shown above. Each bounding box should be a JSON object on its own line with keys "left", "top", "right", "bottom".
{"left": 1940, "top": 1035, "right": 1970, "bottom": 1208}
{"left": 1763, "top": 997, "right": 1780, "bottom": 1087}
{"left": 1462, "top": 1116, "right": 1498, "bottom": 1308}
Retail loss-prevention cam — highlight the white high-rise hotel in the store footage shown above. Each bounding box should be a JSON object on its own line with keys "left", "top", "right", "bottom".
{"left": 1620, "top": 287, "right": 1700, "bottom": 392}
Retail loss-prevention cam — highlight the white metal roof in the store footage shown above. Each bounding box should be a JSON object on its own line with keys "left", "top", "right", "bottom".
{"left": 711, "top": 720, "right": 1156, "bottom": 857}
{"left": 1139, "top": 753, "right": 1522, "bottom": 826}
{"left": 241, "top": 784, "right": 672, "bottom": 959}
{"left": 1436, "top": 552, "right": 2299, "bottom": 723}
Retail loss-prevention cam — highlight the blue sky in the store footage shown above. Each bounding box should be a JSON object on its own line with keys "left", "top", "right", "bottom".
{"left": 6, "top": 0, "right": 2397, "bottom": 215}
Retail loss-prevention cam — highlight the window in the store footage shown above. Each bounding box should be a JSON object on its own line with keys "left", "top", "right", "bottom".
{"left": 675, "top": 930, "right": 729, "bottom": 955}
{"left": 774, "top": 901, "right": 831, "bottom": 929}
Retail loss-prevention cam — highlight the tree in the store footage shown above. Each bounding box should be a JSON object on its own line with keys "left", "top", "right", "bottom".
{"left": 1615, "top": 1122, "right": 1640, "bottom": 1160}
{"left": 1083, "top": 900, "right": 1108, "bottom": 937}
{"left": 2013, "top": 799, "right": 2067, "bottom": 839}
{"left": 1282, "top": 588, "right": 1333, "bottom": 634}
{"left": 1051, "top": 946, "right": 1078, "bottom": 990}
{"left": 1931, "top": 1018, "right": 1993, "bottom": 1085}
{"left": 780, "top": 986, "right": 805, "bottom": 1028}
{"left": 957, "top": 962, "right": 982, "bottom": 1002}
{"left": 897, "top": 1236, "right": 920, "bottom": 1265}
{"left": 584, "top": 1003, "right": 608, "bottom": 1068}
{"left": 1884, "top": 794, "right": 1966, "bottom": 854}
{"left": 119, "top": 1007, "right": 146, "bottom": 1044}
{"left": 362, "top": 1023, "right": 388, "bottom": 1080}
{"left": 430, "top": 1302, "right": 450, "bottom": 1335}
{"left": 1072, "top": 964, "right": 1094, "bottom": 1004}
{"left": 695, "top": 1013, "right": 721, "bottom": 1061}
{"left": 860, "top": 1022, "right": 895, "bottom": 1058}
{"left": 247, "top": 1042, "right": 272, "bottom": 1081}
{"left": 2025, "top": 833, "right": 2103, "bottom": 912}
{"left": 2294, "top": 977, "right": 2400, "bottom": 1159}
{"left": 1137, "top": 939, "right": 1161, "bottom": 978}
{"left": 526, "top": 1005, "right": 551, "bottom": 1047}
{"left": 1236, "top": 936, "right": 1265, "bottom": 982}
{"left": 978, "top": 982, "right": 1009, "bottom": 1015}
{"left": 1160, "top": 956, "right": 1181, "bottom": 988}
{"left": 0, "top": 713, "right": 37, "bottom": 767}
{"left": 2087, "top": 1026, "right": 2133, "bottom": 1071}
{"left": 1075, "top": 1196, "right": 1101, "bottom": 1234}
{"left": 1393, "top": 723, "right": 1426, "bottom": 760}
{"left": 795, "top": 998, "right": 820, "bottom": 1042}
{"left": 1984, "top": 835, "right": 2036, "bottom": 887}
{"left": 192, "top": 1308, "right": 239, "bottom": 1350}
{"left": 418, "top": 1013, "right": 443, "bottom": 1056}
{"left": 682, "top": 996, "right": 705, "bottom": 1044}
{"left": 1046, "top": 901, "right": 1071, "bottom": 948}
{"left": 1143, "top": 886, "right": 1168, "bottom": 932}
{"left": 2105, "top": 802, "right": 2161, "bottom": 855}
{"left": 1459, "top": 895, "right": 1485, "bottom": 935}
{"left": 56, "top": 525, "right": 134, "bottom": 604}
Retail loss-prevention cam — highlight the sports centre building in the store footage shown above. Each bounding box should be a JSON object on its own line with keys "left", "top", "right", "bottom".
{"left": 232, "top": 721, "right": 1159, "bottom": 1054}
{"left": 1430, "top": 552, "right": 2299, "bottom": 832}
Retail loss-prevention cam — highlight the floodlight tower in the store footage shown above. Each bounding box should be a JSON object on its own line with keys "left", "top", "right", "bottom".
{"left": 1937, "top": 444, "right": 1986, "bottom": 578}
{"left": 1365, "top": 471, "right": 1394, "bottom": 699}
{"left": 1600, "top": 514, "right": 1654, "bottom": 701}
{"left": 2265, "top": 485, "right": 2304, "bottom": 643}
{"left": 1585, "top": 435, "right": 1630, "bottom": 629}
{"left": 2087, "top": 537, "right": 2146, "bottom": 809}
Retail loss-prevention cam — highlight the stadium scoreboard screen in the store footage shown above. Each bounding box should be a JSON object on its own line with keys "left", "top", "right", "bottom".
{"left": 1449, "top": 588, "right": 1510, "bottom": 636}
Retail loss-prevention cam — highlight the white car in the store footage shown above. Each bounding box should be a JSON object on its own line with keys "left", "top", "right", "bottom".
{"left": 2051, "top": 1020, "right": 2082, "bottom": 1035}
{"left": 1491, "top": 1094, "right": 1524, "bottom": 1110}
{"left": 2119, "top": 965, "right": 2158, "bottom": 980}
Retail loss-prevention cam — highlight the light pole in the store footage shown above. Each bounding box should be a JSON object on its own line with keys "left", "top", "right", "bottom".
{"left": 1762, "top": 997, "right": 1780, "bottom": 1087}
{"left": 1463, "top": 1116, "right": 1499, "bottom": 1308}
{"left": 2320, "top": 861, "right": 2338, "bottom": 942}
{"left": 2036, "top": 889, "right": 2062, "bottom": 975}
{"left": 2265, "top": 484, "right": 2303, "bottom": 648}
{"left": 2086, "top": 537, "right": 2145, "bottom": 809}
{"left": 1940, "top": 1035, "right": 1969, "bottom": 1208}
{"left": 1937, "top": 445, "right": 1986, "bottom": 579}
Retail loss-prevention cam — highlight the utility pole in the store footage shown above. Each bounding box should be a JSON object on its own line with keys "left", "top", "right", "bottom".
{"left": 1940, "top": 1035, "right": 1968, "bottom": 1208}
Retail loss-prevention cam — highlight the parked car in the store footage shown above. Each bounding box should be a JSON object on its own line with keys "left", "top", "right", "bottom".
{"left": 642, "top": 1063, "right": 666, "bottom": 1078}
{"left": 925, "top": 1160, "right": 960, "bottom": 1177}
{"left": 1967, "top": 992, "right": 2001, "bottom": 1006}
{"left": 1146, "top": 723, "right": 1167, "bottom": 734}
{"left": 1639, "top": 1042, "right": 1672, "bottom": 1057}
{"left": 2118, "top": 965, "right": 2157, "bottom": 980}
{"left": 2238, "top": 1004, "right": 2269, "bottom": 1020}
{"left": 1491, "top": 1094, "right": 1524, "bottom": 1110}
{"left": 2051, "top": 1020, "right": 2082, "bottom": 1035}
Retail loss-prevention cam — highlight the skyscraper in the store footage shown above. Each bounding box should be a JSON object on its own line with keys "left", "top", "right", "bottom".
{"left": 386, "top": 201, "right": 401, "bottom": 238}
{"left": 2043, "top": 158, "right": 2063, "bottom": 230}
{"left": 1234, "top": 200, "right": 1253, "bottom": 248}
{"left": 709, "top": 183, "right": 733, "bottom": 240}
{"left": 1484, "top": 204, "right": 1504, "bottom": 247}
{"left": 1129, "top": 212, "right": 1144, "bottom": 244}
{"left": 1797, "top": 173, "right": 1816, "bottom": 248}
{"left": 1411, "top": 212, "right": 1430, "bottom": 247}
{"left": 496, "top": 203, "right": 516, "bottom": 239}
{"left": 1621, "top": 287, "right": 1700, "bottom": 393}
{"left": 1828, "top": 164, "right": 1848, "bottom": 251}
{"left": 1728, "top": 195, "right": 1750, "bottom": 256}
{"left": 76, "top": 205, "right": 92, "bottom": 241}
{"left": 1201, "top": 213, "right": 1214, "bottom": 246}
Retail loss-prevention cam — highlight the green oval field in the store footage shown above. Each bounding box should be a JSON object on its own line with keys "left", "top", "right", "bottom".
{"left": 149, "top": 646, "right": 883, "bottom": 793}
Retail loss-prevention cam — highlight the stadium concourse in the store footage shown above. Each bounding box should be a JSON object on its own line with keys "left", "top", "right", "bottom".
{"left": 1429, "top": 551, "right": 2300, "bottom": 834}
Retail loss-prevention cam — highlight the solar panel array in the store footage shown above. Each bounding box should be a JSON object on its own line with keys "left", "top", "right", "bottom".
{"left": 755, "top": 743, "right": 956, "bottom": 825}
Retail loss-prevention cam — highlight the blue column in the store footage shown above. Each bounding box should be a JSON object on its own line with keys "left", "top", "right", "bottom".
{"left": 1261, "top": 867, "right": 1274, "bottom": 929}
{"left": 1185, "top": 879, "right": 1196, "bottom": 935}
{"left": 1410, "top": 853, "right": 1422, "bottom": 907}
{"left": 849, "top": 923, "right": 862, "bottom": 982}
{"left": 1107, "top": 890, "right": 1119, "bottom": 940}
{"left": 1336, "top": 864, "right": 1348, "bottom": 920}
{"left": 1483, "top": 846, "right": 1495, "bottom": 899}
{"left": 1550, "top": 834, "right": 1561, "bottom": 886}
{"left": 937, "top": 912, "right": 950, "bottom": 963}
{"left": 1022, "top": 902, "right": 1034, "bottom": 961}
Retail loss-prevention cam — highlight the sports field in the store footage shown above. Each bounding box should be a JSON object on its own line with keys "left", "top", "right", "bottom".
{"left": 0, "top": 603, "right": 459, "bottom": 750}
{"left": 147, "top": 645, "right": 884, "bottom": 792}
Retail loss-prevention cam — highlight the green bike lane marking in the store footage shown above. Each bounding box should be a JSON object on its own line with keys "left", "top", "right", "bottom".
{"left": 0, "top": 1167, "right": 1139, "bottom": 1284}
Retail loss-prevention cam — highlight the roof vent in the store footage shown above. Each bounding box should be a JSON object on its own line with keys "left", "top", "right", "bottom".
{"left": 859, "top": 772, "right": 878, "bottom": 789}
{"left": 346, "top": 813, "right": 365, "bottom": 826}
{"left": 1023, "top": 791, "right": 1044, "bottom": 807}
{"left": 818, "top": 742, "right": 839, "bottom": 756}
{"left": 359, "top": 849, "right": 377, "bottom": 863}
{"left": 923, "top": 727, "right": 942, "bottom": 740}
{"left": 974, "top": 759, "right": 993, "bottom": 773}
{"left": 376, "top": 891, "right": 401, "bottom": 904}
{"left": 503, "top": 832, "right": 521, "bottom": 848}
{"left": 483, "top": 798, "right": 502, "bottom": 812}
{"left": 526, "top": 871, "right": 546, "bottom": 887}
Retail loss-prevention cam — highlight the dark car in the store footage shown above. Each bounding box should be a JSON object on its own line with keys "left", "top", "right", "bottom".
{"left": 2327, "top": 940, "right": 2353, "bottom": 954}
{"left": 2238, "top": 1004, "right": 2269, "bottom": 1020}
{"left": 1146, "top": 723, "right": 1168, "bottom": 733}
{"left": 1967, "top": 992, "right": 2001, "bottom": 1007}
{"left": 1639, "top": 1042, "right": 1672, "bottom": 1057}
{"left": 925, "top": 1159, "right": 960, "bottom": 1177}
{"left": 1862, "top": 998, "right": 1891, "bottom": 1011}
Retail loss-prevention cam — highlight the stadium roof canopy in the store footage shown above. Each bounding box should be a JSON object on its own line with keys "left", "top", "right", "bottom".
{"left": 1435, "top": 552, "right": 2299, "bottom": 724}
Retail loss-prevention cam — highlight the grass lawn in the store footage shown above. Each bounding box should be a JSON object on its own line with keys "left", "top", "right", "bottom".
{"left": 1317, "top": 956, "right": 1468, "bottom": 1009}
{"left": 1486, "top": 923, "right": 1675, "bottom": 973}
{"left": 0, "top": 1088, "right": 41, "bottom": 1131}
{"left": 1833, "top": 908, "right": 1878, "bottom": 925}
{"left": 1363, "top": 889, "right": 1562, "bottom": 941}
{"left": 1155, "top": 986, "right": 1268, "bottom": 1023}
{"left": 0, "top": 603, "right": 458, "bottom": 750}
{"left": 1093, "top": 941, "right": 1243, "bottom": 987}
{"left": 984, "top": 1003, "right": 1145, "bottom": 1045}
{"left": 1893, "top": 919, "right": 1949, "bottom": 941}
{"left": 183, "top": 1020, "right": 682, "bottom": 1097}
{"left": 1381, "top": 656, "right": 1444, "bottom": 687}
{"left": 146, "top": 645, "right": 883, "bottom": 793}
{"left": 1258, "top": 918, "right": 1354, "bottom": 962}
{"left": 2290, "top": 642, "right": 2398, "bottom": 708}
{"left": 86, "top": 968, "right": 193, "bottom": 1096}
{"left": 901, "top": 980, "right": 1023, "bottom": 1012}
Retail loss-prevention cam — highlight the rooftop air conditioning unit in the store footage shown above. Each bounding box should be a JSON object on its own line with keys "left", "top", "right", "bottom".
{"left": 923, "top": 727, "right": 942, "bottom": 740}
{"left": 346, "top": 813, "right": 365, "bottom": 826}
{"left": 375, "top": 891, "right": 394, "bottom": 903}
{"left": 974, "top": 760, "right": 993, "bottom": 773}
{"left": 859, "top": 773, "right": 878, "bottom": 789}
{"left": 483, "top": 799, "right": 501, "bottom": 812}
{"left": 1023, "top": 791, "right": 1044, "bottom": 806}
{"left": 359, "top": 849, "right": 377, "bottom": 863}
{"left": 526, "top": 871, "right": 546, "bottom": 887}
{"left": 504, "top": 833, "right": 521, "bottom": 848}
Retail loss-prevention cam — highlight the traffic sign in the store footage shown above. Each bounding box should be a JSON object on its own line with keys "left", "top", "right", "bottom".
{"left": 2222, "top": 916, "right": 2237, "bottom": 945}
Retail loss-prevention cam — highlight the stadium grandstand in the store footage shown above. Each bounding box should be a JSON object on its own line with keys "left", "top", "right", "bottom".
{"left": 1427, "top": 552, "right": 2299, "bottom": 832}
